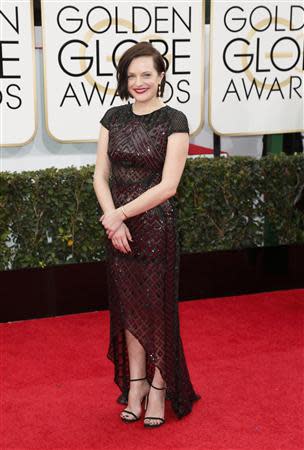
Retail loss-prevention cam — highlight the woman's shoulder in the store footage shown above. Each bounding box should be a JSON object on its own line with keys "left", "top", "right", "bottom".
{"left": 165, "top": 105, "right": 189, "bottom": 135}
{"left": 100, "top": 104, "right": 125, "bottom": 118}
{"left": 165, "top": 105, "right": 188, "bottom": 119}
{"left": 99, "top": 104, "right": 128, "bottom": 128}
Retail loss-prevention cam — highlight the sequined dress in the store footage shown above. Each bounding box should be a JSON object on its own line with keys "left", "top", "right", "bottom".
{"left": 100, "top": 103, "right": 201, "bottom": 419}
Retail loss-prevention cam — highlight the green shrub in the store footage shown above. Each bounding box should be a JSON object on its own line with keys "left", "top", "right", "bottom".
{"left": 1, "top": 153, "right": 303, "bottom": 271}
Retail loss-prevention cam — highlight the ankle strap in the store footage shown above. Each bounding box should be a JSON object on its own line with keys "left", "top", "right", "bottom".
{"left": 151, "top": 383, "right": 166, "bottom": 390}
{"left": 130, "top": 376, "right": 147, "bottom": 381}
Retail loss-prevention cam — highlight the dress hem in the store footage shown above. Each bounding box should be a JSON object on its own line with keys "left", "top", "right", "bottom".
{"left": 106, "top": 325, "right": 202, "bottom": 419}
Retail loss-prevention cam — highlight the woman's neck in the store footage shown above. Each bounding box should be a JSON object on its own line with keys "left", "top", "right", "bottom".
{"left": 132, "top": 98, "right": 165, "bottom": 114}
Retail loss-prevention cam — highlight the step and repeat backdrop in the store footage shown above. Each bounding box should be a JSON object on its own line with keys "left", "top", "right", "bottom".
{"left": 0, "top": 1, "right": 303, "bottom": 151}
{"left": 41, "top": 1, "right": 204, "bottom": 142}
{"left": 1, "top": 0, "right": 37, "bottom": 146}
{"left": 209, "top": 1, "right": 303, "bottom": 135}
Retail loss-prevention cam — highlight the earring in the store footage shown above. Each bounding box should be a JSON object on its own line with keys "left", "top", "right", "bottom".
{"left": 158, "top": 84, "right": 161, "bottom": 97}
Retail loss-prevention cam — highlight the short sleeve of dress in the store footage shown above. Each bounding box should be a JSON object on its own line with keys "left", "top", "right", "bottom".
{"left": 99, "top": 107, "right": 117, "bottom": 130}
{"left": 167, "top": 110, "right": 189, "bottom": 136}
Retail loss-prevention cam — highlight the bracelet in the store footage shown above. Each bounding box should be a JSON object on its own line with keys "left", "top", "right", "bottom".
{"left": 120, "top": 205, "right": 128, "bottom": 219}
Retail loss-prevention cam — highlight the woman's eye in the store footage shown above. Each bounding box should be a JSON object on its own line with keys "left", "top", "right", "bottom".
{"left": 128, "top": 74, "right": 150, "bottom": 78}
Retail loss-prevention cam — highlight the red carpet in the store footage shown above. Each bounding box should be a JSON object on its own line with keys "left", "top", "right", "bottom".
{"left": 1, "top": 289, "right": 303, "bottom": 449}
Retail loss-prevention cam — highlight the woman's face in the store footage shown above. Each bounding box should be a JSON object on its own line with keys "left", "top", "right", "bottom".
{"left": 127, "top": 55, "right": 164, "bottom": 102}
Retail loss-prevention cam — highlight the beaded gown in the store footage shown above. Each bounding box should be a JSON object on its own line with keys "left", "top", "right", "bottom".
{"left": 100, "top": 103, "right": 201, "bottom": 419}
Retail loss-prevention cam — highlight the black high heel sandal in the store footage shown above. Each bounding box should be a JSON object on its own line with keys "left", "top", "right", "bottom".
{"left": 144, "top": 383, "right": 167, "bottom": 428}
{"left": 120, "top": 376, "right": 150, "bottom": 423}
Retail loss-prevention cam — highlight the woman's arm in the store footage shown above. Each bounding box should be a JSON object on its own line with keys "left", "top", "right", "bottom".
{"left": 101, "top": 132, "right": 189, "bottom": 237}
{"left": 93, "top": 125, "right": 116, "bottom": 214}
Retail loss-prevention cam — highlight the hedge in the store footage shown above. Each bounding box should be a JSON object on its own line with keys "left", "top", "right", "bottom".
{"left": 0, "top": 153, "right": 303, "bottom": 271}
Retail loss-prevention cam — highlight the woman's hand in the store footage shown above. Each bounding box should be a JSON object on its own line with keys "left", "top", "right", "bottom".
{"left": 100, "top": 208, "right": 125, "bottom": 238}
{"left": 110, "top": 223, "right": 133, "bottom": 254}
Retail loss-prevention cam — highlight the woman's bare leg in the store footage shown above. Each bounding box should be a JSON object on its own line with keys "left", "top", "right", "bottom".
{"left": 125, "top": 329, "right": 146, "bottom": 378}
{"left": 120, "top": 329, "right": 150, "bottom": 420}
{"left": 144, "top": 366, "right": 167, "bottom": 426}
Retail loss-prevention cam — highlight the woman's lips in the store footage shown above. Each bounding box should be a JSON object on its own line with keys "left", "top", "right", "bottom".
{"left": 133, "top": 88, "right": 148, "bottom": 94}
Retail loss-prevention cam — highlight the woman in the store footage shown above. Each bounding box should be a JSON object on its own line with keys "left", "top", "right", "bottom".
{"left": 93, "top": 42, "right": 201, "bottom": 428}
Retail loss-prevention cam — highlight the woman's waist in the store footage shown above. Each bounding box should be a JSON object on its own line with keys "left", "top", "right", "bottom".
{"left": 113, "top": 190, "right": 176, "bottom": 222}
{"left": 110, "top": 172, "right": 161, "bottom": 188}
{"left": 110, "top": 178, "right": 160, "bottom": 201}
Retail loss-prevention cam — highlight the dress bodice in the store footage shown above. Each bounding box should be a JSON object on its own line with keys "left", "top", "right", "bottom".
{"left": 100, "top": 103, "right": 189, "bottom": 187}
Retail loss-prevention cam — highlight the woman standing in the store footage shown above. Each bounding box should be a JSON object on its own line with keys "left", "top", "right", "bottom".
{"left": 93, "top": 42, "right": 201, "bottom": 428}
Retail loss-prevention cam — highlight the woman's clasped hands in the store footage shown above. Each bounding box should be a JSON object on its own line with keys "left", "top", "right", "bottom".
{"left": 100, "top": 208, "right": 133, "bottom": 254}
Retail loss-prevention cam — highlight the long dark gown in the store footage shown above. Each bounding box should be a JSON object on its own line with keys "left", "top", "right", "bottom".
{"left": 100, "top": 102, "right": 201, "bottom": 419}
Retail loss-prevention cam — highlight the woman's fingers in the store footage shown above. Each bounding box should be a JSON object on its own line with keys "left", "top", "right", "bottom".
{"left": 122, "top": 236, "right": 132, "bottom": 253}
{"left": 110, "top": 224, "right": 133, "bottom": 253}
{"left": 112, "top": 234, "right": 132, "bottom": 254}
{"left": 125, "top": 227, "right": 133, "bottom": 242}
{"left": 113, "top": 239, "right": 128, "bottom": 254}
{"left": 112, "top": 238, "right": 121, "bottom": 252}
{"left": 117, "top": 236, "right": 131, "bottom": 253}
